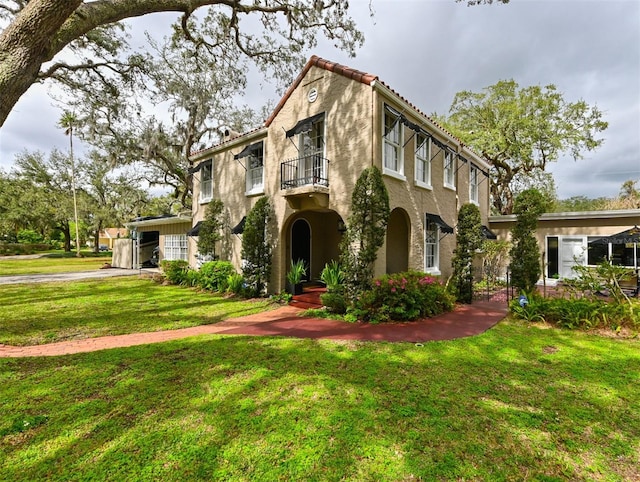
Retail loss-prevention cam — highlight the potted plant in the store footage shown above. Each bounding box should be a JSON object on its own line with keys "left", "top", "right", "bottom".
{"left": 286, "top": 259, "right": 307, "bottom": 295}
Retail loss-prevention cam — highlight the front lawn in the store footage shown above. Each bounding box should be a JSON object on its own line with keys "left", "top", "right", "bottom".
{"left": 0, "top": 277, "right": 272, "bottom": 346}
{"left": 0, "top": 251, "right": 112, "bottom": 276}
{"left": 0, "top": 321, "right": 638, "bottom": 480}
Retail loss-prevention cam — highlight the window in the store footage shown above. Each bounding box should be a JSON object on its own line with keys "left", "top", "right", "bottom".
{"left": 299, "top": 118, "right": 326, "bottom": 185}
{"left": 246, "top": 145, "right": 264, "bottom": 194}
{"left": 424, "top": 219, "right": 439, "bottom": 273}
{"left": 383, "top": 106, "right": 403, "bottom": 176}
{"left": 469, "top": 164, "right": 479, "bottom": 203}
{"left": 415, "top": 134, "right": 431, "bottom": 188}
{"left": 164, "top": 235, "right": 188, "bottom": 261}
{"left": 443, "top": 151, "right": 455, "bottom": 188}
{"left": 200, "top": 160, "right": 213, "bottom": 201}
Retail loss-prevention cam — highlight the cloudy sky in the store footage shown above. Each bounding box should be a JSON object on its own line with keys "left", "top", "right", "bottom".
{"left": 1, "top": 0, "right": 638, "bottom": 200}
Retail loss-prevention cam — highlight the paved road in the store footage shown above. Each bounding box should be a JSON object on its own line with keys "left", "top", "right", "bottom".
{"left": 0, "top": 268, "right": 159, "bottom": 285}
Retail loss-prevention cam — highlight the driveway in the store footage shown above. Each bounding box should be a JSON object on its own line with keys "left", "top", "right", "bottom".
{"left": 0, "top": 268, "right": 159, "bottom": 285}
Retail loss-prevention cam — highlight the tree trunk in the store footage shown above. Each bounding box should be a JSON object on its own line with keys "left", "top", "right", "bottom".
{"left": 62, "top": 223, "right": 71, "bottom": 252}
{"left": 0, "top": 0, "right": 82, "bottom": 127}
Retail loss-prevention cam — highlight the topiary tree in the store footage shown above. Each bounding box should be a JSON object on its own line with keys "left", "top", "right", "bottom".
{"left": 241, "top": 196, "right": 273, "bottom": 296}
{"left": 451, "top": 203, "right": 483, "bottom": 303}
{"left": 197, "top": 199, "right": 224, "bottom": 260}
{"left": 509, "top": 189, "right": 547, "bottom": 293}
{"left": 340, "top": 166, "right": 390, "bottom": 301}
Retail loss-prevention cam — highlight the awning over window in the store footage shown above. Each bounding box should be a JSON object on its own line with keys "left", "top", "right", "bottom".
{"left": 187, "top": 221, "right": 203, "bottom": 237}
{"left": 482, "top": 225, "right": 498, "bottom": 240}
{"left": 425, "top": 213, "right": 454, "bottom": 234}
{"left": 231, "top": 216, "right": 246, "bottom": 234}
{"left": 234, "top": 141, "right": 263, "bottom": 160}
{"left": 285, "top": 112, "right": 325, "bottom": 138}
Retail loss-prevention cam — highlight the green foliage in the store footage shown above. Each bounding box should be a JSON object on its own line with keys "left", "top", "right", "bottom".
{"left": 16, "top": 229, "right": 43, "bottom": 244}
{"left": 451, "top": 203, "right": 483, "bottom": 303}
{"left": 160, "top": 259, "right": 191, "bottom": 285}
{"left": 197, "top": 200, "right": 225, "bottom": 258}
{"left": 510, "top": 296, "right": 640, "bottom": 331}
{"left": 241, "top": 196, "right": 273, "bottom": 296}
{"left": 320, "top": 292, "right": 347, "bottom": 314}
{"left": 347, "top": 271, "right": 455, "bottom": 323}
{"left": 509, "top": 189, "right": 547, "bottom": 292}
{"left": 571, "top": 259, "right": 637, "bottom": 304}
{"left": 286, "top": 259, "right": 307, "bottom": 286}
{"left": 479, "top": 239, "right": 511, "bottom": 287}
{"left": 226, "top": 273, "right": 245, "bottom": 295}
{"left": 340, "top": 166, "right": 390, "bottom": 301}
{"left": 198, "top": 260, "right": 236, "bottom": 292}
{"left": 436, "top": 79, "right": 607, "bottom": 214}
{"left": 320, "top": 260, "right": 345, "bottom": 292}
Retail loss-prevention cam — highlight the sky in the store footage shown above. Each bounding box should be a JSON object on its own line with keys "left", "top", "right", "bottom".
{"left": 1, "top": 0, "right": 639, "bottom": 200}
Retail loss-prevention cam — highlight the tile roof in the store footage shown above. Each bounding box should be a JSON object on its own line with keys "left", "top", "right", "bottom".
{"left": 264, "top": 55, "right": 378, "bottom": 127}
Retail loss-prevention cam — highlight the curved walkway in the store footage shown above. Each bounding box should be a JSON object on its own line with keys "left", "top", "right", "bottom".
{"left": 0, "top": 300, "right": 508, "bottom": 358}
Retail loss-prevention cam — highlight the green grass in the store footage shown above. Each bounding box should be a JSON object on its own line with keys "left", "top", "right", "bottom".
{"left": 0, "top": 321, "right": 637, "bottom": 480}
{"left": 1, "top": 277, "right": 638, "bottom": 479}
{"left": 0, "top": 251, "right": 113, "bottom": 275}
{"left": 0, "top": 277, "right": 273, "bottom": 346}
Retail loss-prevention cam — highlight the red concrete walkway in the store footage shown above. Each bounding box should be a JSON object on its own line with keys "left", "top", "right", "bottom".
{"left": 0, "top": 301, "right": 508, "bottom": 358}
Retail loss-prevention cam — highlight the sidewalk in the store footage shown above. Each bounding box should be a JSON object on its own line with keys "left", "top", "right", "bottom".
{"left": 0, "top": 300, "right": 508, "bottom": 358}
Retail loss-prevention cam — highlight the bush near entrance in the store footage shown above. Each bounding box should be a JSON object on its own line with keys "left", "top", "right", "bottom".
{"left": 346, "top": 271, "right": 455, "bottom": 323}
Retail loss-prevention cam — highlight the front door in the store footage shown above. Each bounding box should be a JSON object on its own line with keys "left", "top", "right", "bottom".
{"left": 291, "top": 219, "right": 311, "bottom": 282}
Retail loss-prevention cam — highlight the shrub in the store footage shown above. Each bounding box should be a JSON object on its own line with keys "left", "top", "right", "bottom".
{"left": 17, "top": 229, "right": 43, "bottom": 244}
{"left": 348, "top": 271, "right": 455, "bottom": 323}
{"left": 320, "top": 260, "right": 344, "bottom": 292}
{"left": 241, "top": 196, "right": 273, "bottom": 296}
{"left": 226, "top": 273, "right": 245, "bottom": 295}
{"left": 198, "top": 261, "right": 236, "bottom": 292}
{"left": 161, "top": 260, "right": 191, "bottom": 285}
{"left": 509, "top": 295, "right": 640, "bottom": 331}
{"left": 320, "top": 291, "right": 347, "bottom": 314}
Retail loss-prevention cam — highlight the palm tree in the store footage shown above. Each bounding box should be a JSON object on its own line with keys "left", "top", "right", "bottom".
{"left": 58, "top": 111, "right": 82, "bottom": 257}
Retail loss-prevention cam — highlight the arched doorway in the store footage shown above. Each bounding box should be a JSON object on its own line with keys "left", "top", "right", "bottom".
{"left": 386, "top": 208, "right": 410, "bottom": 273}
{"left": 291, "top": 219, "right": 311, "bottom": 282}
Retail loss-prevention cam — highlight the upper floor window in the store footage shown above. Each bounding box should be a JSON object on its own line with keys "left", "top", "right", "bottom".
{"left": 469, "top": 164, "right": 479, "bottom": 204}
{"left": 200, "top": 160, "right": 213, "bottom": 201}
{"left": 443, "top": 151, "right": 455, "bottom": 189}
{"left": 383, "top": 105, "right": 403, "bottom": 176}
{"left": 246, "top": 144, "right": 264, "bottom": 195}
{"left": 415, "top": 134, "right": 431, "bottom": 188}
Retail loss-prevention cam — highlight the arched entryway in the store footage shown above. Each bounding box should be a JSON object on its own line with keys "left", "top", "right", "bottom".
{"left": 386, "top": 208, "right": 410, "bottom": 273}
{"left": 291, "top": 218, "right": 311, "bottom": 282}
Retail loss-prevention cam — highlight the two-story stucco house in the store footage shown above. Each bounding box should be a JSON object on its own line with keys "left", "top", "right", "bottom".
{"left": 188, "top": 56, "right": 492, "bottom": 293}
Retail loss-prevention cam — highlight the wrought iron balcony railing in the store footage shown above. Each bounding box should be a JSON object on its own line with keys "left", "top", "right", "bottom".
{"left": 280, "top": 154, "right": 329, "bottom": 190}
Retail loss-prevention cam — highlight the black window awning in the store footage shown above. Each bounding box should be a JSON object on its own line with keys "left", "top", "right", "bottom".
{"left": 285, "top": 112, "right": 325, "bottom": 138}
{"left": 425, "top": 213, "right": 454, "bottom": 234}
{"left": 231, "top": 216, "right": 246, "bottom": 234}
{"left": 234, "top": 141, "right": 263, "bottom": 160}
{"left": 187, "top": 221, "right": 203, "bottom": 236}
{"left": 482, "top": 225, "right": 497, "bottom": 240}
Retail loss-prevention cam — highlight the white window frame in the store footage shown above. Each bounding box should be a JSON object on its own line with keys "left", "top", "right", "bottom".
{"left": 383, "top": 106, "right": 405, "bottom": 179}
{"left": 469, "top": 164, "right": 479, "bottom": 204}
{"left": 164, "top": 234, "right": 188, "bottom": 261}
{"left": 245, "top": 145, "right": 264, "bottom": 195}
{"left": 415, "top": 134, "right": 431, "bottom": 189}
{"left": 424, "top": 219, "right": 440, "bottom": 275}
{"left": 199, "top": 160, "right": 213, "bottom": 202}
{"left": 443, "top": 151, "right": 455, "bottom": 189}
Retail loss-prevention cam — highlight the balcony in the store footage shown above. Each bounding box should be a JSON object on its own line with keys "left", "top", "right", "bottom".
{"left": 280, "top": 154, "right": 330, "bottom": 210}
